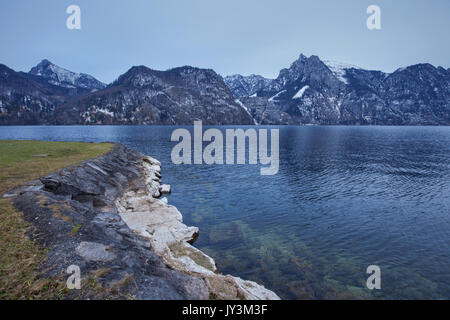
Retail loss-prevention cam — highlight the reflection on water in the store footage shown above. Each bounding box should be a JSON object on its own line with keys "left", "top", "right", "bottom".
{"left": 1, "top": 125, "right": 450, "bottom": 299}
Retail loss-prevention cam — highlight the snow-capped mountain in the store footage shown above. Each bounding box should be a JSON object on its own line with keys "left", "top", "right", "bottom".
{"left": 0, "top": 63, "right": 86, "bottom": 124}
{"left": 1, "top": 62, "right": 254, "bottom": 125}
{"left": 225, "top": 54, "right": 450, "bottom": 125}
{"left": 0, "top": 60, "right": 108, "bottom": 124}
{"left": 1, "top": 55, "right": 449, "bottom": 125}
{"left": 29, "top": 59, "right": 106, "bottom": 91}
{"left": 53, "top": 65, "right": 254, "bottom": 125}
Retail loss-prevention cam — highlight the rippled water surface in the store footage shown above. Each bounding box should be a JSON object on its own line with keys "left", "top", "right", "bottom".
{"left": 1, "top": 125, "right": 450, "bottom": 299}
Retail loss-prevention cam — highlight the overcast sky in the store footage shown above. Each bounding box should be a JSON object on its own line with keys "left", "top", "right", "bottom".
{"left": 0, "top": 0, "right": 449, "bottom": 83}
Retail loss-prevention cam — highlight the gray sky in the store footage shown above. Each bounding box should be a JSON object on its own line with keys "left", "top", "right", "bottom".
{"left": 0, "top": 0, "right": 449, "bottom": 83}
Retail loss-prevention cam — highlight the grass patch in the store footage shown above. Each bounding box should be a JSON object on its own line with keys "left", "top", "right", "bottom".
{"left": 72, "top": 224, "right": 83, "bottom": 236}
{"left": 0, "top": 140, "right": 112, "bottom": 195}
{"left": 0, "top": 140, "right": 113, "bottom": 299}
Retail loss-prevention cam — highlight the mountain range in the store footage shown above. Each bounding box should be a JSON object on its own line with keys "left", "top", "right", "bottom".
{"left": 0, "top": 60, "right": 252, "bottom": 125}
{"left": 1, "top": 55, "right": 449, "bottom": 125}
{"left": 225, "top": 54, "right": 450, "bottom": 125}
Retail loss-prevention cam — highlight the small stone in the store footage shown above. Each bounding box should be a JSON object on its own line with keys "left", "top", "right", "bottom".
{"left": 143, "top": 156, "right": 161, "bottom": 166}
{"left": 159, "top": 184, "right": 171, "bottom": 195}
{"left": 2, "top": 193, "right": 17, "bottom": 198}
{"left": 160, "top": 197, "right": 168, "bottom": 204}
{"left": 76, "top": 241, "right": 116, "bottom": 262}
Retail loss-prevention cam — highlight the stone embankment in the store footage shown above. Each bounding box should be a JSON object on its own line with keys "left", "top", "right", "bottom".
{"left": 11, "top": 143, "right": 280, "bottom": 300}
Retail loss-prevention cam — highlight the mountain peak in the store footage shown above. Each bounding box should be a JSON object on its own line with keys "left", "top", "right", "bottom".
{"left": 38, "top": 59, "right": 53, "bottom": 66}
{"left": 298, "top": 53, "right": 307, "bottom": 61}
{"left": 275, "top": 53, "right": 340, "bottom": 89}
{"left": 29, "top": 60, "right": 106, "bottom": 90}
{"left": 31, "top": 59, "right": 60, "bottom": 73}
{"left": 113, "top": 65, "right": 162, "bottom": 87}
{"left": 126, "top": 65, "right": 153, "bottom": 75}
{"left": 292, "top": 54, "right": 320, "bottom": 65}
{"left": 29, "top": 59, "right": 54, "bottom": 74}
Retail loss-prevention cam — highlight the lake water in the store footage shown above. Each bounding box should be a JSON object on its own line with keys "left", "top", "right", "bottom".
{"left": 1, "top": 125, "right": 450, "bottom": 299}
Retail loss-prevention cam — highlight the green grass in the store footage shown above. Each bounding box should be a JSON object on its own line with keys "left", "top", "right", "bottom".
{"left": 0, "top": 140, "right": 113, "bottom": 195}
{"left": 0, "top": 140, "right": 113, "bottom": 299}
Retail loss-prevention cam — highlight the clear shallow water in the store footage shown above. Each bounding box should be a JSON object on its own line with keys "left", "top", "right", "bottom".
{"left": 1, "top": 125, "right": 450, "bottom": 299}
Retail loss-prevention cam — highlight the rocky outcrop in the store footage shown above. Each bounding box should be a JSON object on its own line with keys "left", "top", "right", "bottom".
{"left": 116, "top": 154, "right": 279, "bottom": 300}
{"left": 239, "top": 96, "right": 294, "bottom": 125}
{"left": 11, "top": 144, "right": 279, "bottom": 300}
{"left": 223, "top": 74, "right": 275, "bottom": 98}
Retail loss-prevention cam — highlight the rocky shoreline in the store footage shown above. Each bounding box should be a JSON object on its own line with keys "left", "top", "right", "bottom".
{"left": 10, "top": 143, "right": 280, "bottom": 300}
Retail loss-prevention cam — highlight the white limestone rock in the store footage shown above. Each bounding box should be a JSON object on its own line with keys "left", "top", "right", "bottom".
{"left": 160, "top": 184, "right": 171, "bottom": 195}
{"left": 143, "top": 155, "right": 161, "bottom": 167}
{"left": 115, "top": 155, "right": 281, "bottom": 300}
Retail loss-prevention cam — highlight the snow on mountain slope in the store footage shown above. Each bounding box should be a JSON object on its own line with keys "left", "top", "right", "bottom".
{"left": 235, "top": 99, "right": 258, "bottom": 125}
{"left": 324, "top": 60, "right": 361, "bottom": 84}
{"left": 268, "top": 90, "right": 286, "bottom": 102}
{"left": 292, "top": 85, "right": 309, "bottom": 99}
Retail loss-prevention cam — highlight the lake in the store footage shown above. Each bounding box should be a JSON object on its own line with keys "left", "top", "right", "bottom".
{"left": 1, "top": 125, "right": 449, "bottom": 299}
